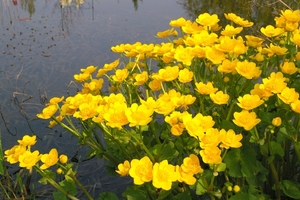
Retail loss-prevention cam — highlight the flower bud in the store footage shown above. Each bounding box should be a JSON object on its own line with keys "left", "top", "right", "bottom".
{"left": 272, "top": 117, "right": 282, "bottom": 127}
{"left": 56, "top": 168, "right": 63, "bottom": 174}
{"left": 233, "top": 185, "right": 240, "bottom": 193}
{"left": 59, "top": 154, "right": 68, "bottom": 164}
{"left": 227, "top": 186, "right": 232, "bottom": 191}
{"left": 223, "top": 76, "right": 230, "bottom": 83}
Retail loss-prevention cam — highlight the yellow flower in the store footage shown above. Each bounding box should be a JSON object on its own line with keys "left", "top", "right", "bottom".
{"left": 36, "top": 104, "right": 58, "bottom": 119}
{"left": 280, "top": 61, "right": 298, "bottom": 75}
{"left": 233, "top": 110, "right": 261, "bottom": 131}
{"left": 195, "top": 82, "right": 218, "bottom": 95}
{"left": 278, "top": 87, "right": 299, "bottom": 104}
{"left": 73, "top": 102, "right": 98, "bottom": 120}
{"left": 291, "top": 100, "right": 300, "bottom": 114}
{"left": 221, "top": 25, "right": 243, "bottom": 36}
{"left": 181, "top": 21, "right": 204, "bottom": 34}
{"left": 112, "top": 68, "right": 129, "bottom": 82}
{"left": 205, "top": 46, "right": 226, "bottom": 64}
{"left": 260, "top": 25, "right": 285, "bottom": 37}
{"left": 149, "top": 79, "right": 162, "bottom": 91}
{"left": 156, "top": 28, "right": 178, "bottom": 38}
{"left": 103, "top": 102, "right": 129, "bottom": 129}
{"left": 219, "top": 129, "right": 243, "bottom": 149}
{"left": 178, "top": 68, "right": 193, "bottom": 83}
{"left": 153, "top": 66, "right": 179, "bottom": 82}
{"left": 4, "top": 145, "right": 26, "bottom": 164}
{"left": 116, "top": 160, "right": 130, "bottom": 177}
{"left": 74, "top": 73, "right": 90, "bottom": 82}
{"left": 237, "top": 94, "right": 264, "bottom": 110}
{"left": 200, "top": 146, "right": 222, "bottom": 164}
{"left": 134, "top": 71, "right": 148, "bottom": 86}
{"left": 266, "top": 43, "right": 288, "bottom": 56}
{"left": 152, "top": 160, "right": 178, "bottom": 190}
{"left": 40, "top": 148, "right": 59, "bottom": 170}
{"left": 199, "top": 128, "right": 223, "bottom": 149}
{"left": 272, "top": 117, "right": 282, "bottom": 127}
{"left": 233, "top": 185, "right": 241, "bottom": 193}
{"left": 177, "top": 166, "right": 197, "bottom": 185}
{"left": 177, "top": 94, "right": 196, "bottom": 110}
{"left": 17, "top": 135, "right": 37, "bottom": 147}
{"left": 210, "top": 91, "right": 230, "bottom": 105}
{"left": 280, "top": 9, "right": 300, "bottom": 23}
{"left": 129, "top": 156, "right": 153, "bottom": 185}
{"left": 183, "top": 116, "right": 205, "bottom": 138}
{"left": 169, "top": 17, "right": 188, "bottom": 27}
{"left": 291, "top": 31, "right": 300, "bottom": 46}
{"left": 59, "top": 154, "right": 68, "bottom": 164}
{"left": 165, "top": 111, "right": 191, "bottom": 136}
{"left": 224, "top": 13, "right": 253, "bottom": 27}
{"left": 195, "top": 113, "right": 215, "bottom": 130}
{"left": 217, "top": 59, "right": 237, "bottom": 74}
{"left": 261, "top": 72, "right": 287, "bottom": 94}
{"left": 235, "top": 60, "right": 261, "bottom": 79}
{"left": 80, "top": 65, "right": 97, "bottom": 74}
{"left": 215, "top": 36, "right": 237, "bottom": 53}
{"left": 174, "top": 46, "right": 194, "bottom": 66}
{"left": 196, "top": 13, "right": 220, "bottom": 27}
{"left": 18, "top": 150, "right": 40, "bottom": 170}
{"left": 181, "top": 154, "right": 203, "bottom": 175}
{"left": 251, "top": 84, "right": 273, "bottom": 100}
{"left": 81, "top": 79, "right": 104, "bottom": 94}
{"left": 125, "top": 103, "right": 154, "bottom": 127}
{"left": 245, "top": 35, "right": 264, "bottom": 48}
{"left": 154, "top": 96, "right": 176, "bottom": 116}
{"left": 48, "top": 96, "right": 64, "bottom": 105}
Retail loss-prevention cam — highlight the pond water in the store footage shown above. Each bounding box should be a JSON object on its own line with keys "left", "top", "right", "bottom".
{"left": 0, "top": 0, "right": 299, "bottom": 198}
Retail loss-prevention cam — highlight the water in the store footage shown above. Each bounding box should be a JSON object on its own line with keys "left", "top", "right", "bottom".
{"left": 0, "top": 0, "right": 299, "bottom": 198}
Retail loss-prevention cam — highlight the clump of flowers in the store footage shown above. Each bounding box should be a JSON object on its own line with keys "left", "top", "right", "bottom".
{"left": 21, "top": 9, "right": 300, "bottom": 199}
{"left": 4, "top": 135, "right": 93, "bottom": 200}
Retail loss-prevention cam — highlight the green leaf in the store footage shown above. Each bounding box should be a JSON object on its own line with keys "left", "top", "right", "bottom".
{"left": 151, "top": 142, "right": 179, "bottom": 162}
{"left": 38, "top": 170, "right": 56, "bottom": 185}
{"left": 174, "top": 191, "right": 192, "bottom": 200}
{"left": 216, "top": 162, "right": 226, "bottom": 172}
{"left": 269, "top": 141, "right": 284, "bottom": 157}
{"left": 195, "top": 178, "right": 207, "bottom": 195}
{"left": 59, "top": 176, "right": 77, "bottom": 196}
{"left": 229, "top": 192, "right": 257, "bottom": 200}
{"left": 123, "top": 186, "right": 147, "bottom": 200}
{"left": 224, "top": 144, "right": 258, "bottom": 177}
{"left": 98, "top": 192, "right": 119, "bottom": 200}
{"left": 280, "top": 180, "right": 300, "bottom": 199}
{"left": 53, "top": 190, "right": 68, "bottom": 200}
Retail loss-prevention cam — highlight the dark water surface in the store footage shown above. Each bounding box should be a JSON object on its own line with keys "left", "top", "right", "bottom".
{"left": 0, "top": 0, "right": 299, "bottom": 198}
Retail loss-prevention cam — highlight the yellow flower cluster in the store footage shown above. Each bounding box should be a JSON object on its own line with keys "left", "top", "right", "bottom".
{"left": 116, "top": 154, "right": 202, "bottom": 190}
{"left": 5, "top": 135, "right": 68, "bottom": 170}
{"left": 35, "top": 9, "right": 300, "bottom": 196}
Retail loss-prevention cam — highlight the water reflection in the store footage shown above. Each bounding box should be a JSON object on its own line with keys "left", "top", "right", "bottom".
{"left": 19, "top": 0, "right": 35, "bottom": 17}
{"left": 60, "top": 0, "right": 85, "bottom": 8}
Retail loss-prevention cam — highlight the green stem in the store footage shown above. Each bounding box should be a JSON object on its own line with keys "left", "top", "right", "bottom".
{"left": 225, "top": 102, "right": 235, "bottom": 121}
{"left": 51, "top": 117, "right": 81, "bottom": 138}
{"left": 70, "top": 174, "right": 93, "bottom": 200}
{"left": 124, "top": 129, "right": 155, "bottom": 162}
{"left": 34, "top": 166, "right": 79, "bottom": 200}
{"left": 269, "top": 161, "right": 281, "bottom": 200}
{"left": 150, "top": 120, "right": 161, "bottom": 144}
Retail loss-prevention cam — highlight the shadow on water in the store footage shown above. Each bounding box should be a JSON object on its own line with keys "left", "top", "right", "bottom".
{"left": 0, "top": 0, "right": 299, "bottom": 198}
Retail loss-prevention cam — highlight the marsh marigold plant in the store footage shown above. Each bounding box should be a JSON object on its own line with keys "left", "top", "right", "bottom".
{"left": 12, "top": 9, "right": 300, "bottom": 199}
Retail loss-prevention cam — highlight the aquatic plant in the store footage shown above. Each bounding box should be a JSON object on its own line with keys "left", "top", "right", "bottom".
{"left": 5, "top": 9, "right": 300, "bottom": 200}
